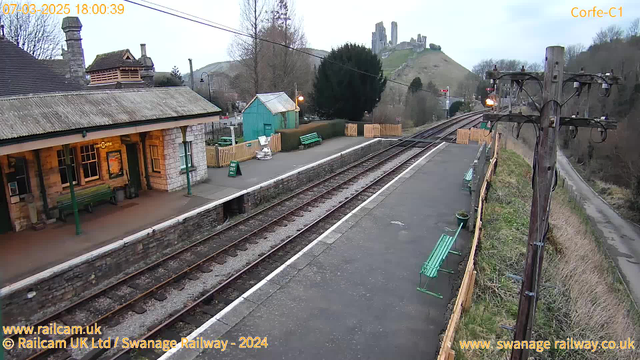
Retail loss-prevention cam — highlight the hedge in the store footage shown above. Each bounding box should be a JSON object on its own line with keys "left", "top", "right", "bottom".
{"left": 277, "top": 120, "right": 346, "bottom": 151}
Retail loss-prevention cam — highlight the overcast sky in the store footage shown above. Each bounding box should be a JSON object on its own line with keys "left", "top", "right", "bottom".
{"left": 27, "top": 0, "right": 640, "bottom": 72}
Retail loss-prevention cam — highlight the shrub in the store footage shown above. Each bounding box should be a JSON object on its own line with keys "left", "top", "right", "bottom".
{"left": 277, "top": 120, "right": 345, "bottom": 151}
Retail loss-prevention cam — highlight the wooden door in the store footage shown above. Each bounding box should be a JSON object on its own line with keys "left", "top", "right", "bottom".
{"left": 125, "top": 143, "right": 142, "bottom": 193}
{"left": 0, "top": 172, "right": 12, "bottom": 234}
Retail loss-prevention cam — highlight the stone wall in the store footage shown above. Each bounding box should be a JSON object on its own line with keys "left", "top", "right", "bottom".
{"left": 1, "top": 203, "right": 224, "bottom": 325}
{"left": 1, "top": 138, "right": 392, "bottom": 324}
{"left": 243, "top": 139, "right": 392, "bottom": 211}
{"left": 163, "top": 125, "right": 208, "bottom": 191}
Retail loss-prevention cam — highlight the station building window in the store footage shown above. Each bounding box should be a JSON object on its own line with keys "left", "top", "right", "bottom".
{"left": 179, "top": 142, "right": 192, "bottom": 170}
{"left": 57, "top": 149, "right": 77, "bottom": 186}
{"left": 150, "top": 145, "right": 161, "bottom": 172}
{"left": 7, "top": 156, "right": 30, "bottom": 197}
{"left": 80, "top": 145, "right": 100, "bottom": 181}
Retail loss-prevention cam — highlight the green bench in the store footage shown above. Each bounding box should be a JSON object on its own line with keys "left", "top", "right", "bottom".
{"left": 300, "top": 132, "right": 322, "bottom": 148}
{"left": 462, "top": 167, "right": 473, "bottom": 193}
{"left": 56, "top": 184, "right": 116, "bottom": 221}
{"left": 218, "top": 137, "right": 233, "bottom": 147}
{"left": 417, "top": 223, "right": 463, "bottom": 298}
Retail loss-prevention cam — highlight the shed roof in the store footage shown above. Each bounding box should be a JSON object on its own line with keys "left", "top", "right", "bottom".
{"left": 86, "top": 49, "right": 143, "bottom": 72}
{"left": 0, "top": 87, "right": 220, "bottom": 143}
{"left": 0, "top": 37, "right": 84, "bottom": 97}
{"left": 245, "top": 92, "right": 297, "bottom": 115}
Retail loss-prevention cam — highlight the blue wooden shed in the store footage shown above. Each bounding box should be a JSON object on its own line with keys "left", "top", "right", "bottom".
{"left": 242, "top": 92, "right": 299, "bottom": 141}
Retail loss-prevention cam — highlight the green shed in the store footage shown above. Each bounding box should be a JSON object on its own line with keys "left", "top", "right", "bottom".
{"left": 242, "top": 92, "right": 299, "bottom": 141}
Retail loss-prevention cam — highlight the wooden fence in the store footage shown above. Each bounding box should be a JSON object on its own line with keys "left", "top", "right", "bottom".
{"left": 206, "top": 133, "right": 281, "bottom": 167}
{"left": 437, "top": 132, "right": 500, "bottom": 360}
{"left": 470, "top": 128, "right": 492, "bottom": 144}
{"left": 345, "top": 123, "right": 358, "bottom": 137}
{"left": 456, "top": 129, "right": 470, "bottom": 144}
{"left": 456, "top": 128, "right": 492, "bottom": 145}
{"left": 363, "top": 124, "right": 402, "bottom": 138}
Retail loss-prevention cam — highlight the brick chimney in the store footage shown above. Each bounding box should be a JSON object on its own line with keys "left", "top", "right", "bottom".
{"left": 61, "top": 17, "right": 87, "bottom": 85}
{"left": 138, "top": 43, "right": 155, "bottom": 87}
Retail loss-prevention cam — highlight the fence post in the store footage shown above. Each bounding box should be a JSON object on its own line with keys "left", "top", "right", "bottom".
{"left": 214, "top": 145, "right": 220, "bottom": 168}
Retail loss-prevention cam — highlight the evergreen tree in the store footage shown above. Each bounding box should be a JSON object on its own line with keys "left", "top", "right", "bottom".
{"left": 170, "top": 66, "right": 183, "bottom": 83}
{"left": 408, "top": 77, "right": 423, "bottom": 94}
{"left": 312, "top": 43, "right": 387, "bottom": 121}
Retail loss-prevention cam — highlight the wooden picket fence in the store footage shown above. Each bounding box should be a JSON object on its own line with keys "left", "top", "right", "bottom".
{"left": 456, "top": 129, "right": 470, "bottom": 144}
{"left": 345, "top": 123, "right": 358, "bottom": 137}
{"left": 437, "top": 132, "right": 501, "bottom": 360}
{"left": 456, "top": 128, "right": 492, "bottom": 145}
{"left": 206, "top": 133, "right": 281, "bottom": 167}
{"left": 470, "top": 128, "right": 492, "bottom": 144}
{"left": 363, "top": 124, "right": 402, "bottom": 138}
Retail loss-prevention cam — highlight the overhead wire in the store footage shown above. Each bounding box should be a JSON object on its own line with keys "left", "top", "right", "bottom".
{"left": 124, "top": 0, "right": 440, "bottom": 95}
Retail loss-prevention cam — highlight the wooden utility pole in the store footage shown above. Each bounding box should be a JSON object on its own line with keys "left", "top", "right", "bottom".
{"left": 510, "top": 46, "right": 564, "bottom": 360}
{"left": 483, "top": 46, "right": 619, "bottom": 360}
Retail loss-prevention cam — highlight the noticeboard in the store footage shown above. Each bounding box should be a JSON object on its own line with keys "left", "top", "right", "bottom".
{"left": 228, "top": 160, "right": 242, "bottom": 177}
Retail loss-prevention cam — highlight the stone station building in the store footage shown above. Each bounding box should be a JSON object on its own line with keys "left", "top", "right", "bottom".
{"left": 0, "top": 87, "right": 220, "bottom": 233}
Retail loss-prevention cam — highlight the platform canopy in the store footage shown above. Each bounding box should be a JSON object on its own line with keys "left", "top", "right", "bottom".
{"left": 0, "top": 87, "right": 221, "bottom": 154}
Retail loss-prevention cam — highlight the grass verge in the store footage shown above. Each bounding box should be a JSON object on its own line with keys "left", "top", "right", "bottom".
{"left": 453, "top": 149, "right": 639, "bottom": 360}
{"left": 568, "top": 158, "right": 640, "bottom": 224}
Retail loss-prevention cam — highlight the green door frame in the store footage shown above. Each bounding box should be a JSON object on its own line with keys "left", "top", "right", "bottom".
{"left": 125, "top": 143, "right": 142, "bottom": 194}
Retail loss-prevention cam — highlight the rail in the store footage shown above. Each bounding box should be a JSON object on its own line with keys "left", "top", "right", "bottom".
{"left": 7, "top": 111, "right": 485, "bottom": 360}
{"left": 105, "top": 113, "right": 485, "bottom": 360}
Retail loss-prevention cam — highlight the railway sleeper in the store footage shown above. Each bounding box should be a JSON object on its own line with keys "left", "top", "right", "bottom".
{"left": 181, "top": 315, "right": 205, "bottom": 328}
{"left": 130, "top": 303, "right": 147, "bottom": 315}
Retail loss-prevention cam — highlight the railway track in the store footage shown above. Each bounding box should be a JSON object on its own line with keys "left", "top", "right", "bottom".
{"left": 5, "top": 111, "right": 484, "bottom": 360}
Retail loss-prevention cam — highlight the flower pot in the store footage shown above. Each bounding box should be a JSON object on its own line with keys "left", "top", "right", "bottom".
{"left": 456, "top": 213, "right": 469, "bottom": 228}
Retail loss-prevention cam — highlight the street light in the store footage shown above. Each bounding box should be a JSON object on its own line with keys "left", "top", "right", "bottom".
{"left": 199, "top": 72, "right": 212, "bottom": 103}
{"left": 296, "top": 94, "right": 304, "bottom": 106}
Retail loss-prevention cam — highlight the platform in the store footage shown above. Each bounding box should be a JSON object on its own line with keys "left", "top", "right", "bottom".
{"left": 165, "top": 143, "right": 480, "bottom": 360}
{"left": 0, "top": 137, "right": 372, "bottom": 286}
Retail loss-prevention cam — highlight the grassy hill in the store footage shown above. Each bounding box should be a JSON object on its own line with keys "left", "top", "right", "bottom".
{"left": 183, "top": 48, "right": 328, "bottom": 88}
{"left": 382, "top": 48, "right": 471, "bottom": 91}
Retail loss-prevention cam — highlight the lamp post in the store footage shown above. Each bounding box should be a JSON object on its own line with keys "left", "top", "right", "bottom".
{"left": 200, "top": 72, "right": 212, "bottom": 103}
{"left": 294, "top": 82, "right": 304, "bottom": 125}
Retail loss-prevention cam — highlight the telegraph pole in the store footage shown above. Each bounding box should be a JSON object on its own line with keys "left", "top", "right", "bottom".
{"left": 509, "top": 46, "right": 564, "bottom": 360}
{"left": 188, "top": 58, "right": 195, "bottom": 91}
{"left": 483, "top": 46, "right": 619, "bottom": 360}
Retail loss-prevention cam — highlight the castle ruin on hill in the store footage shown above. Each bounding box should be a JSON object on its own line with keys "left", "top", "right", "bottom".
{"left": 371, "top": 21, "right": 426, "bottom": 56}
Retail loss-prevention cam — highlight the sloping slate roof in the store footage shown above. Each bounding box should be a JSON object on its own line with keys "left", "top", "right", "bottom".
{"left": 0, "top": 87, "right": 221, "bottom": 142}
{"left": 39, "top": 59, "right": 71, "bottom": 77}
{"left": 86, "top": 49, "right": 143, "bottom": 72}
{"left": 254, "top": 92, "right": 297, "bottom": 115}
{"left": 0, "top": 38, "right": 84, "bottom": 97}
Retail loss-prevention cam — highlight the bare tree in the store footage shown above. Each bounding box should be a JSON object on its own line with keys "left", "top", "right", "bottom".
{"left": 564, "top": 44, "right": 585, "bottom": 68}
{"left": 228, "top": 0, "right": 267, "bottom": 97}
{"left": 260, "top": 0, "right": 310, "bottom": 97}
{"left": 627, "top": 18, "right": 640, "bottom": 38}
{"left": 593, "top": 25, "right": 624, "bottom": 44}
{"left": 0, "top": 0, "right": 63, "bottom": 59}
{"left": 456, "top": 72, "right": 479, "bottom": 102}
{"left": 525, "top": 61, "right": 543, "bottom": 72}
{"left": 472, "top": 59, "right": 494, "bottom": 78}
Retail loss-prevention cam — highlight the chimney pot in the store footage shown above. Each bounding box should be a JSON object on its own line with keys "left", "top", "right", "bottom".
{"left": 141, "top": 44, "right": 147, "bottom": 57}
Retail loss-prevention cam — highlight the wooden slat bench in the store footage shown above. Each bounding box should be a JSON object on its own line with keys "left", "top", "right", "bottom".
{"left": 462, "top": 167, "right": 473, "bottom": 193}
{"left": 300, "top": 132, "right": 322, "bottom": 148}
{"left": 56, "top": 184, "right": 116, "bottom": 221}
{"left": 417, "top": 223, "right": 463, "bottom": 298}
